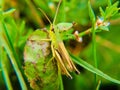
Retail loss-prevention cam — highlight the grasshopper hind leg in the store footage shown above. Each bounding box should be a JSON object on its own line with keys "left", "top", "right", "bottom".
{"left": 54, "top": 50, "right": 73, "bottom": 79}
{"left": 69, "top": 60, "right": 80, "bottom": 74}
{"left": 51, "top": 44, "right": 72, "bottom": 79}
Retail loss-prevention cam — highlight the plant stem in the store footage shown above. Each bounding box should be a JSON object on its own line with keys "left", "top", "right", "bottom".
{"left": 58, "top": 64, "right": 64, "bottom": 90}
{"left": 63, "top": 28, "right": 91, "bottom": 40}
{"left": 78, "top": 28, "right": 91, "bottom": 37}
{"left": 59, "top": 74, "right": 64, "bottom": 90}
{"left": 92, "top": 24, "right": 98, "bottom": 86}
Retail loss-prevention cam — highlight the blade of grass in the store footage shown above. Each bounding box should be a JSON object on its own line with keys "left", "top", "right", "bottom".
{"left": 70, "top": 54, "right": 120, "bottom": 84}
{"left": 5, "top": 18, "right": 22, "bottom": 70}
{"left": 3, "top": 8, "right": 16, "bottom": 16}
{"left": 0, "top": 47, "right": 13, "bottom": 90}
{"left": 0, "top": 22, "right": 27, "bottom": 90}
{"left": 96, "top": 80, "right": 101, "bottom": 90}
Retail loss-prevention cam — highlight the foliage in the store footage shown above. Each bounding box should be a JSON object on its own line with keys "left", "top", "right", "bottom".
{"left": 0, "top": 0, "right": 120, "bottom": 90}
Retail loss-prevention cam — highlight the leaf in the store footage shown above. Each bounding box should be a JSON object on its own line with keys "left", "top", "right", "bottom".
{"left": 99, "top": 7, "right": 105, "bottom": 18}
{"left": 108, "top": 0, "right": 112, "bottom": 7}
{"left": 3, "top": 8, "right": 16, "bottom": 16}
{"left": 0, "top": 22, "right": 27, "bottom": 89}
{"left": 70, "top": 54, "right": 120, "bottom": 84}
{"left": 19, "top": 21, "right": 26, "bottom": 35}
{"left": 97, "top": 26, "right": 109, "bottom": 31}
{"left": 0, "top": 48, "right": 13, "bottom": 90}
{"left": 104, "top": 1, "right": 119, "bottom": 20}
{"left": 24, "top": 30, "right": 60, "bottom": 90}
{"left": 88, "top": 1, "right": 96, "bottom": 24}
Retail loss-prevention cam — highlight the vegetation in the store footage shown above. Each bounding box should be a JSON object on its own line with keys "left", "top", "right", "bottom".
{"left": 0, "top": 0, "right": 120, "bottom": 90}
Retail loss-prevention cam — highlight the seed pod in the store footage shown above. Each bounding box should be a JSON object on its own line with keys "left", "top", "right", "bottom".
{"left": 24, "top": 30, "right": 59, "bottom": 90}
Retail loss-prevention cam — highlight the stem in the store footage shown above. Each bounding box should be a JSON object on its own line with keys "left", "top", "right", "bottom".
{"left": 58, "top": 64, "right": 64, "bottom": 90}
{"left": 78, "top": 28, "right": 91, "bottom": 37}
{"left": 63, "top": 28, "right": 91, "bottom": 40}
{"left": 59, "top": 74, "right": 64, "bottom": 90}
{"left": 92, "top": 24, "right": 98, "bottom": 86}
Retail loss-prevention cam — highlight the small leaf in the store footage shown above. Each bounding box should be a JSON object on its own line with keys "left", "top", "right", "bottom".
{"left": 88, "top": 1, "right": 96, "bottom": 24}
{"left": 70, "top": 54, "right": 120, "bottom": 84}
{"left": 99, "top": 7, "right": 105, "bottom": 18}
{"left": 108, "top": 0, "right": 112, "bottom": 7}
{"left": 97, "top": 26, "right": 109, "bottom": 31}
{"left": 19, "top": 21, "right": 25, "bottom": 35}
{"left": 104, "top": 1, "right": 119, "bottom": 20}
{"left": 3, "top": 8, "right": 16, "bottom": 16}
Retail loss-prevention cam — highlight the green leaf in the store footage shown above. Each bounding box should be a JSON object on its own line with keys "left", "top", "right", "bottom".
{"left": 19, "top": 21, "right": 26, "bottom": 35}
{"left": 99, "top": 7, "right": 105, "bottom": 18}
{"left": 70, "top": 54, "right": 120, "bottom": 84}
{"left": 24, "top": 30, "right": 59, "bottom": 90}
{"left": 88, "top": 1, "right": 96, "bottom": 24}
{"left": 0, "top": 48, "right": 13, "bottom": 90}
{"left": 107, "top": 0, "right": 112, "bottom": 7}
{"left": 104, "top": 1, "right": 119, "bottom": 20}
{"left": 3, "top": 8, "right": 16, "bottom": 16}
{"left": 0, "top": 21, "right": 27, "bottom": 89}
{"left": 97, "top": 26, "right": 109, "bottom": 31}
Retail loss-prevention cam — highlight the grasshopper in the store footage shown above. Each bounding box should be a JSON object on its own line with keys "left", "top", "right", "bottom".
{"left": 39, "top": 0, "right": 80, "bottom": 79}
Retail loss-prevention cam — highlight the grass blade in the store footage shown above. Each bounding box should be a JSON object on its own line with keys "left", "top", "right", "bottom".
{"left": 0, "top": 22, "right": 27, "bottom": 90}
{"left": 96, "top": 80, "right": 101, "bottom": 90}
{"left": 0, "top": 47, "right": 13, "bottom": 90}
{"left": 70, "top": 54, "right": 120, "bottom": 84}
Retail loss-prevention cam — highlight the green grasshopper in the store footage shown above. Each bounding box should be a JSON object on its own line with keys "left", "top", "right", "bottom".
{"left": 39, "top": 0, "right": 80, "bottom": 79}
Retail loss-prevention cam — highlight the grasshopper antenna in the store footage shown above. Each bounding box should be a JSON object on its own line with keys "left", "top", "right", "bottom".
{"left": 53, "top": 0, "right": 62, "bottom": 25}
{"left": 38, "top": 8, "right": 52, "bottom": 25}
